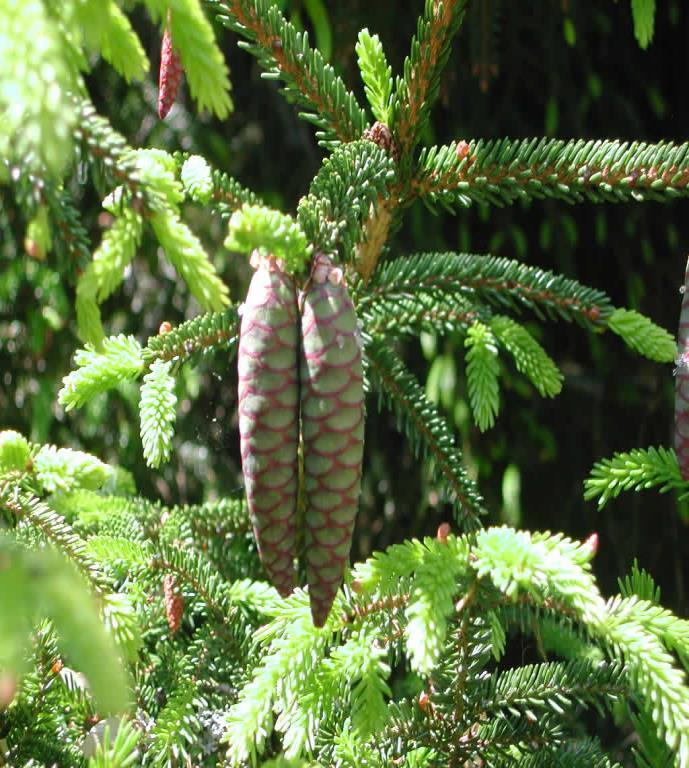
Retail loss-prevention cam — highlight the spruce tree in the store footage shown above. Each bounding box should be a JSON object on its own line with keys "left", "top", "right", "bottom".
{"left": 1, "top": 1, "right": 688, "bottom": 767}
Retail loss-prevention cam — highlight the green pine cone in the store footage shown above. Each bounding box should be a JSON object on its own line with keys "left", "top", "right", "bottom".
{"left": 238, "top": 253, "right": 300, "bottom": 596}
{"left": 300, "top": 255, "right": 365, "bottom": 626}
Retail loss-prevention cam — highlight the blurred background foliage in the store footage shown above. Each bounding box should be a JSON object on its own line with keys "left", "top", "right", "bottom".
{"left": 1, "top": 0, "right": 688, "bottom": 617}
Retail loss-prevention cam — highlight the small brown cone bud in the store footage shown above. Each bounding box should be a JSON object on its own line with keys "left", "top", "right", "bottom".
{"left": 363, "top": 122, "right": 399, "bottom": 162}
{"left": 0, "top": 675, "right": 17, "bottom": 709}
{"left": 163, "top": 574, "right": 184, "bottom": 634}
{"left": 158, "top": 321, "right": 172, "bottom": 335}
{"left": 418, "top": 691, "right": 430, "bottom": 712}
{"left": 437, "top": 522, "right": 451, "bottom": 543}
{"left": 158, "top": 12, "right": 184, "bottom": 120}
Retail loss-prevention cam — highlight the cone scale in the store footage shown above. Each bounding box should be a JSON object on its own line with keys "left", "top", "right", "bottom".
{"left": 299, "top": 255, "right": 364, "bottom": 626}
{"left": 675, "top": 257, "right": 689, "bottom": 479}
{"left": 238, "top": 253, "right": 299, "bottom": 596}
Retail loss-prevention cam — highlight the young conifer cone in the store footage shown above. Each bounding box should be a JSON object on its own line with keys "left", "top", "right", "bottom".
{"left": 675, "top": 256, "right": 689, "bottom": 479}
{"left": 300, "top": 255, "right": 364, "bottom": 626}
{"left": 158, "top": 11, "right": 184, "bottom": 120}
{"left": 238, "top": 252, "right": 299, "bottom": 596}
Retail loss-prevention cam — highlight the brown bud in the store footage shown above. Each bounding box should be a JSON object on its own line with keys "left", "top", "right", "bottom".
{"left": 158, "top": 321, "right": 173, "bottom": 335}
{"left": 437, "top": 522, "right": 451, "bottom": 543}
{"left": 418, "top": 691, "right": 430, "bottom": 711}
{"left": 163, "top": 574, "right": 184, "bottom": 634}
{"left": 363, "top": 122, "right": 399, "bottom": 162}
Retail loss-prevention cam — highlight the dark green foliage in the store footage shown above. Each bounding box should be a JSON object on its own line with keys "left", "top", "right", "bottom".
{"left": 1, "top": 1, "right": 688, "bottom": 766}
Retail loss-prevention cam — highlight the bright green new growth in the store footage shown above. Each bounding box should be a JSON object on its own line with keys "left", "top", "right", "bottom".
{"left": 226, "top": 204, "right": 311, "bottom": 274}
{"left": 0, "top": 539, "right": 130, "bottom": 715}
{"left": 139, "top": 360, "right": 177, "bottom": 469}
{"left": 584, "top": 446, "right": 687, "bottom": 507}
{"left": 0, "top": 430, "right": 30, "bottom": 472}
{"left": 59, "top": 335, "right": 144, "bottom": 411}
{"left": 465, "top": 320, "right": 501, "bottom": 432}
{"left": 631, "top": 0, "right": 656, "bottom": 49}
{"left": 0, "top": 0, "right": 77, "bottom": 175}
{"left": 355, "top": 30, "right": 393, "bottom": 124}
{"left": 607, "top": 307, "right": 676, "bottom": 362}
{"left": 33, "top": 446, "right": 110, "bottom": 494}
{"left": 181, "top": 155, "right": 214, "bottom": 204}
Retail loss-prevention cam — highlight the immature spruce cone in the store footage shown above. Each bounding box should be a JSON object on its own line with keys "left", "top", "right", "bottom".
{"left": 158, "top": 12, "right": 183, "bottom": 119}
{"left": 238, "top": 252, "right": 299, "bottom": 596}
{"left": 163, "top": 574, "right": 184, "bottom": 634}
{"left": 675, "top": 257, "right": 689, "bottom": 479}
{"left": 300, "top": 255, "right": 364, "bottom": 626}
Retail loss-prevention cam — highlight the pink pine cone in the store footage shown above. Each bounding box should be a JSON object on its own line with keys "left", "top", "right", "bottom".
{"left": 675, "top": 257, "right": 689, "bottom": 479}
{"left": 300, "top": 256, "right": 364, "bottom": 626}
{"left": 238, "top": 255, "right": 300, "bottom": 596}
{"left": 158, "top": 12, "right": 184, "bottom": 120}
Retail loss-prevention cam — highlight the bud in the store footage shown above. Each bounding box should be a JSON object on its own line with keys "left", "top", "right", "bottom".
{"left": 158, "top": 321, "right": 172, "bottom": 335}
{"left": 437, "top": 522, "right": 451, "bottom": 543}
{"left": 163, "top": 574, "right": 184, "bottom": 634}
{"left": 158, "top": 11, "right": 184, "bottom": 120}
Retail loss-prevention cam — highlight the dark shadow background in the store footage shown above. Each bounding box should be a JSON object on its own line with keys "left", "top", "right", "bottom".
{"left": 1, "top": 0, "right": 687, "bottom": 614}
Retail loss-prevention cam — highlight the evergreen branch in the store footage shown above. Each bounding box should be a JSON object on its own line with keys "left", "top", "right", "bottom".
{"left": 226, "top": 204, "right": 310, "bottom": 273}
{"left": 151, "top": 542, "right": 234, "bottom": 621}
{"left": 365, "top": 253, "right": 612, "bottom": 328}
{"left": 297, "top": 141, "right": 395, "bottom": 259}
{"left": 491, "top": 315, "right": 563, "bottom": 397}
{"left": 359, "top": 293, "right": 486, "bottom": 339}
{"left": 607, "top": 308, "right": 676, "bottom": 362}
{"left": 205, "top": 0, "right": 367, "bottom": 146}
{"left": 405, "top": 537, "right": 469, "bottom": 674}
{"left": 139, "top": 359, "right": 177, "bottom": 469}
{"left": 224, "top": 594, "right": 334, "bottom": 764}
{"left": 632, "top": 0, "right": 656, "bottom": 49}
{"left": 142, "top": 308, "right": 239, "bottom": 364}
{"left": 59, "top": 335, "right": 145, "bottom": 411}
{"left": 33, "top": 446, "right": 111, "bottom": 495}
{"left": 147, "top": 682, "right": 202, "bottom": 767}
{"left": 482, "top": 660, "right": 626, "bottom": 720}
{"left": 74, "top": 99, "right": 164, "bottom": 212}
{"left": 175, "top": 152, "right": 262, "bottom": 215}
{"left": 12, "top": 494, "right": 105, "bottom": 588}
{"left": 500, "top": 740, "right": 621, "bottom": 768}
{"left": 0, "top": 0, "right": 79, "bottom": 176}
{"left": 355, "top": 30, "right": 393, "bottom": 125}
{"left": 414, "top": 137, "right": 689, "bottom": 208}
{"left": 464, "top": 321, "right": 500, "bottom": 432}
{"left": 584, "top": 447, "right": 685, "bottom": 509}
{"left": 393, "top": 0, "right": 469, "bottom": 163}
{"left": 366, "top": 339, "right": 485, "bottom": 528}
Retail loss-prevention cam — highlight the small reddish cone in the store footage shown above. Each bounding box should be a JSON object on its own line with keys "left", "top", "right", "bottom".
{"left": 675, "top": 257, "right": 689, "bottom": 479}
{"left": 300, "top": 255, "right": 364, "bottom": 627}
{"left": 158, "top": 12, "right": 184, "bottom": 119}
{"left": 163, "top": 574, "right": 184, "bottom": 634}
{"left": 238, "top": 252, "right": 299, "bottom": 597}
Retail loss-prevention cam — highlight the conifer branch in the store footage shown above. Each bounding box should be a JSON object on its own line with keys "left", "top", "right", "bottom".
{"left": 143, "top": 308, "right": 239, "bottom": 364}
{"left": 205, "top": 0, "right": 367, "bottom": 146}
{"left": 366, "top": 340, "right": 485, "bottom": 527}
{"left": 393, "top": 0, "right": 469, "bottom": 163}
{"left": 365, "top": 252, "right": 611, "bottom": 327}
{"left": 415, "top": 138, "right": 689, "bottom": 208}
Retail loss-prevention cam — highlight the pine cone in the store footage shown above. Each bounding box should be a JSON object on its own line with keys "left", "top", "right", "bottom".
{"left": 238, "top": 252, "right": 299, "bottom": 596}
{"left": 163, "top": 574, "right": 184, "bottom": 634}
{"left": 158, "top": 11, "right": 184, "bottom": 120}
{"left": 675, "top": 257, "right": 689, "bottom": 479}
{"left": 300, "top": 255, "right": 365, "bottom": 626}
